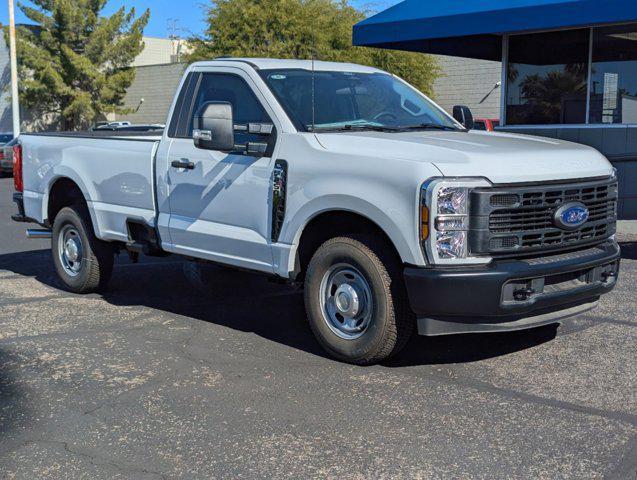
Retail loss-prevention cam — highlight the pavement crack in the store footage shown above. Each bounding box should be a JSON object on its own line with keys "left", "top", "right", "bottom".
{"left": 82, "top": 371, "right": 173, "bottom": 417}
{"left": 21, "top": 439, "right": 170, "bottom": 479}
{"left": 413, "top": 368, "right": 637, "bottom": 427}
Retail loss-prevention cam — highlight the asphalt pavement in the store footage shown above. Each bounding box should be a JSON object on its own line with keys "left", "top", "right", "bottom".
{"left": 0, "top": 175, "right": 635, "bottom": 479}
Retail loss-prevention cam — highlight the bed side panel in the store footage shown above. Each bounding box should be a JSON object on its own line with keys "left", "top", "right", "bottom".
{"left": 21, "top": 134, "right": 158, "bottom": 242}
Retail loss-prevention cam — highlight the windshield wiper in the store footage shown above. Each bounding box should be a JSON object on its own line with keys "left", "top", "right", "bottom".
{"left": 396, "top": 123, "right": 462, "bottom": 132}
{"left": 310, "top": 123, "right": 402, "bottom": 133}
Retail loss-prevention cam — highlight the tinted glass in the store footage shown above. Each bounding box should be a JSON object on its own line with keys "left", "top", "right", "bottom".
{"left": 506, "top": 29, "right": 590, "bottom": 125}
{"left": 168, "top": 72, "right": 195, "bottom": 138}
{"left": 473, "top": 121, "right": 487, "bottom": 131}
{"left": 589, "top": 25, "right": 637, "bottom": 124}
{"left": 259, "top": 70, "right": 458, "bottom": 131}
{"left": 189, "top": 74, "right": 270, "bottom": 141}
{"left": 0, "top": 134, "right": 13, "bottom": 144}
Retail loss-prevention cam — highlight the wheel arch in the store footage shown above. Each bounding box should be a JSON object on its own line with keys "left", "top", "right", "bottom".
{"left": 288, "top": 204, "right": 415, "bottom": 281}
{"left": 46, "top": 176, "right": 90, "bottom": 226}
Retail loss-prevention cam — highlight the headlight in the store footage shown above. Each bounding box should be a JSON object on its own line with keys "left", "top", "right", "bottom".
{"left": 435, "top": 231, "right": 467, "bottom": 259}
{"left": 437, "top": 187, "right": 468, "bottom": 215}
{"left": 420, "top": 178, "right": 492, "bottom": 265}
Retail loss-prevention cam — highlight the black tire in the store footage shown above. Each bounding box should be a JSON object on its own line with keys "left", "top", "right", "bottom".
{"left": 52, "top": 205, "right": 114, "bottom": 293}
{"left": 304, "top": 235, "right": 415, "bottom": 365}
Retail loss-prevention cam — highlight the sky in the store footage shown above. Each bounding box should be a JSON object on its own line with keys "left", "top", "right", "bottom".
{"left": 0, "top": 0, "right": 400, "bottom": 39}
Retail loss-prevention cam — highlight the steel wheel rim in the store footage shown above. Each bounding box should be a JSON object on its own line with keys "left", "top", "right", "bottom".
{"left": 58, "top": 225, "right": 84, "bottom": 277}
{"left": 319, "top": 263, "right": 373, "bottom": 340}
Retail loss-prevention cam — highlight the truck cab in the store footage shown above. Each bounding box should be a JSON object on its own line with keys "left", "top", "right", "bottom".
{"left": 12, "top": 58, "right": 620, "bottom": 364}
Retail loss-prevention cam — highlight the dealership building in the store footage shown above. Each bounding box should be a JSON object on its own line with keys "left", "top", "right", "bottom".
{"left": 354, "top": 0, "right": 637, "bottom": 222}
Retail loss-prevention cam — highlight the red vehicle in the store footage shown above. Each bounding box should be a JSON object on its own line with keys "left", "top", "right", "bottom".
{"left": 473, "top": 118, "right": 500, "bottom": 132}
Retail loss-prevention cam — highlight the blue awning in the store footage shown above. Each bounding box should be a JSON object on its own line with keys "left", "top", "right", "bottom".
{"left": 353, "top": 0, "right": 637, "bottom": 60}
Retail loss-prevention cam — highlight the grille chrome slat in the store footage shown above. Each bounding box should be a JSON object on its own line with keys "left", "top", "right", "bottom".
{"left": 470, "top": 178, "right": 617, "bottom": 257}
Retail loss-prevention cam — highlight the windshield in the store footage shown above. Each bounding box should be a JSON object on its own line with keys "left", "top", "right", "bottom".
{"left": 259, "top": 69, "right": 460, "bottom": 132}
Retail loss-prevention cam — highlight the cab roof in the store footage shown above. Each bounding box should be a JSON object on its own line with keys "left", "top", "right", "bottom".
{"left": 192, "top": 58, "right": 384, "bottom": 74}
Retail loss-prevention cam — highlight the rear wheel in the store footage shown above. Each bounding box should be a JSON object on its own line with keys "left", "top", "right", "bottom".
{"left": 52, "top": 205, "right": 114, "bottom": 293}
{"left": 304, "top": 235, "right": 414, "bottom": 365}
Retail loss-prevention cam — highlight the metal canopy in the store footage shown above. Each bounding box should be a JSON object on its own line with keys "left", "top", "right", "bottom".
{"left": 353, "top": 0, "right": 637, "bottom": 61}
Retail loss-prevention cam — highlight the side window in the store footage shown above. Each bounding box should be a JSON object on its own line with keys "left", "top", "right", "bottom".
{"left": 188, "top": 73, "right": 271, "bottom": 146}
{"left": 168, "top": 72, "right": 197, "bottom": 138}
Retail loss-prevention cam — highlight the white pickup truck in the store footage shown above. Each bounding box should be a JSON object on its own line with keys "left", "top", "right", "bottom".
{"left": 12, "top": 58, "right": 620, "bottom": 364}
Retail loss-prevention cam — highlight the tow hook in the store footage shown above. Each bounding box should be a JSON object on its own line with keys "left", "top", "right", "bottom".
{"left": 602, "top": 271, "right": 617, "bottom": 283}
{"left": 513, "top": 287, "right": 535, "bottom": 301}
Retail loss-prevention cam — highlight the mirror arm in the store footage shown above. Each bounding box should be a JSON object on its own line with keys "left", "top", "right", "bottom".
{"left": 234, "top": 123, "right": 274, "bottom": 135}
{"left": 232, "top": 142, "right": 269, "bottom": 156}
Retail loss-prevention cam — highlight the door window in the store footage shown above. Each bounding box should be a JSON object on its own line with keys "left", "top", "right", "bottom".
{"left": 188, "top": 73, "right": 272, "bottom": 146}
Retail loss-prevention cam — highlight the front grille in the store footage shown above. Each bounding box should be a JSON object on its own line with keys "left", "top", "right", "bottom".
{"left": 470, "top": 178, "right": 618, "bottom": 256}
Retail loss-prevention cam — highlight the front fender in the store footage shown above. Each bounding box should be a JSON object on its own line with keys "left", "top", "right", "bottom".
{"left": 280, "top": 194, "right": 424, "bottom": 274}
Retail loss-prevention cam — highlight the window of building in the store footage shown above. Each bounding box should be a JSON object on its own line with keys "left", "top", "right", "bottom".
{"left": 589, "top": 24, "right": 637, "bottom": 124}
{"left": 506, "top": 29, "right": 590, "bottom": 125}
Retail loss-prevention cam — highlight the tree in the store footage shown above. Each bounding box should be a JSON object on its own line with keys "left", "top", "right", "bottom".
{"left": 186, "top": 0, "right": 440, "bottom": 97}
{"left": 6, "top": 0, "right": 149, "bottom": 130}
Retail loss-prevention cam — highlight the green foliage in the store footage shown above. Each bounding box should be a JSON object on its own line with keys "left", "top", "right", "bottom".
{"left": 186, "top": 0, "right": 439, "bottom": 96}
{"left": 6, "top": 0, "right": 149, "bottom": 130}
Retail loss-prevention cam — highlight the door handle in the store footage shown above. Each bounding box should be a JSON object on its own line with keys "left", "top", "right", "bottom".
{"left": 171, "top": 160, "right": 195, "bottom": 170}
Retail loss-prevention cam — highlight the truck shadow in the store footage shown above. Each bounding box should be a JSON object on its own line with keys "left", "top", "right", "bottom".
{"left": 620, "top": 241, "right": 637, "bottom": 260}
{"left": 0, "top": 347, "right": 30, "bottom": 439}
{"left": 387, "top": 325, "right": 559, "bottom": 367}
{"left": 0, "top": 247, "right": 629, "bottom": 367}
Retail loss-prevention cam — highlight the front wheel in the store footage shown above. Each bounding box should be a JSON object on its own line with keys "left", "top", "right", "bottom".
{"left": 304, "top": 235, "right": 414, "bottom": 365}
{"left": 52, "top": 205, "right": 114, "bottom": 293}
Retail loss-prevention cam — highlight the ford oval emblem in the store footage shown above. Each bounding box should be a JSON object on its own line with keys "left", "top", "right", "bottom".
{"left": 553, "top": 202, "right": 589, "bottom": 230}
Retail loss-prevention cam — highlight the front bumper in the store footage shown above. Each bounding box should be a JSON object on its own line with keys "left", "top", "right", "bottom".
{"left": 404, "top": 241, "right": 620, "bottom": 336}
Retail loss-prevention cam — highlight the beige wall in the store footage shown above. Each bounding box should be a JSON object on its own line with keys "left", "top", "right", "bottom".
{"left": 133, "top": 37, "right": 190, "bottom": 67}
{"left": 432, "top": 54, "right": 502, "bottom": 120}
{"left": 109, "top": 63, "right": 188, "bottom": 125}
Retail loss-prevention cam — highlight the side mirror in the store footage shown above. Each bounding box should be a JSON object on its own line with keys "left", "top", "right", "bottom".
{"left": 193, "top": 101, "right": 235, "bottom": 152}
{"left": 453, "top": 105, "right": 475, "bottom": 130}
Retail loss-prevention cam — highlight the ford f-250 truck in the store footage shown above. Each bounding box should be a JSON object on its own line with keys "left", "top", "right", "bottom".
{"left": 11, "top": 58, "right": 620, "bottom": 365}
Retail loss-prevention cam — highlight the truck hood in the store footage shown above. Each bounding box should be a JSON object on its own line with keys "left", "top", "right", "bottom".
{"left": 314, "top": 130, "right": 613, "bottom": 184}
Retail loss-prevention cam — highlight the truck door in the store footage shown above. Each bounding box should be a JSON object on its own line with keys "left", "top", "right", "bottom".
{"left": 161, "top": 69, "right": 279, "bottom": 273}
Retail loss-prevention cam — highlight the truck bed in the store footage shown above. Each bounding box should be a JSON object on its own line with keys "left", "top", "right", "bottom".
{"left": 20, "top": 132, "right": 161, "bottom": 243}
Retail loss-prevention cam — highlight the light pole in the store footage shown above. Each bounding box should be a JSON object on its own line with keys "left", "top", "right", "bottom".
{"left": 8, "top": 0, "right": 20, "bottom": 136}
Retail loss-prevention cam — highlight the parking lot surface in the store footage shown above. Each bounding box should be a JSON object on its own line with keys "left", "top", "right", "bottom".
{"left": 0, "top": 176, "right": 635, "bottom": 479}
